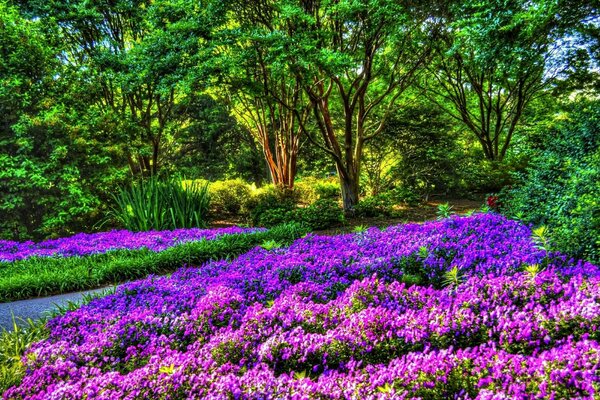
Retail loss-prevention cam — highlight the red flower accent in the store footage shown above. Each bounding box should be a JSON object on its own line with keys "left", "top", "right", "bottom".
{"left": 487, "top": 195, "right": 499, "bottom": 209}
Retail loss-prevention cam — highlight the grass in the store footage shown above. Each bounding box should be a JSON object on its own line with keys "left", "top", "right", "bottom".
{"left": 108, "top": 177, "right": 211, "bottom": 231}
{"left": 0, "top": 223, "right": 308, "bottom": 303}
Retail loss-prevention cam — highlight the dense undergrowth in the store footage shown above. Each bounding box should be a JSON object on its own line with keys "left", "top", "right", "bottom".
{"left": 3, "top": 213, "right": 599, "bottom": 399}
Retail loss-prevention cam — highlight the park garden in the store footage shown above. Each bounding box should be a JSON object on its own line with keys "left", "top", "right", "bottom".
{"left": 0, "top": 0, "right": 599, "bottom": 398}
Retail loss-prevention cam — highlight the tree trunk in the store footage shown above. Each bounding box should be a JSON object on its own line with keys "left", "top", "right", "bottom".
{"left": 338, "top": 167, "right": 360, "bottom": 212}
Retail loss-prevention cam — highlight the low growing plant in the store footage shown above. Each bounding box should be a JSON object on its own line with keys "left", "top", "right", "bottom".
{"left": 0, "top": 223, "right": 308, "bottom": 302}
{"left": 436, "top": 203, "right": 455, "bottom": 220}
{"left": 108, "top": 177, "right": 210, "bottom": 231}
{"left": 296, "top": 199, "right": 344, "bottom": 230}
{"left": 209, "top": 179, "right": 252, "bottom": 216}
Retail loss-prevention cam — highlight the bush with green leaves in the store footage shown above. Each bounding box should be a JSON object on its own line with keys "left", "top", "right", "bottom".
{"left": 209, "top": 179, "right": 252, "bottom": 216}
{"left": 108, "top": 177, "right": 210, "bottom": 231}
{"left": 0, "top": 317, "right": 49, "bottom": 394}
{"left": 248, "top": 189, "right": 298, "bottom": 227}
{"left": 354, "top": 194, "right": 394, "bottom": 218}
{"left": 293, "top": 177, "right": 341, "bottom": 206}
{"left": 314, "top": 179, "right": 340, "bottom": 200}
{"left": 293, "top": 177, "right": 321, "bottom": 205}
{"left": 500, "top": 99, "right": 600, "bottom": 263}
{"left": 296, "top": 199, "right": 345, "bottom": 230}
{"left": 353, "top": 188, "right": 420, "bottom": 218}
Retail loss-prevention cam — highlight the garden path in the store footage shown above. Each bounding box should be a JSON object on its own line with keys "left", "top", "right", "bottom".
{"left": 0, "top": 287, "right": 112, "bottom": 331}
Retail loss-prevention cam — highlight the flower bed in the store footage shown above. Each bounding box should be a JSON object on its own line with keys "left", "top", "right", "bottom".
{"left": 5, "top": 214, "right": 600, "bottom": 399}
{"left": 0, "top": 227, "right": 263, "bottom": 262}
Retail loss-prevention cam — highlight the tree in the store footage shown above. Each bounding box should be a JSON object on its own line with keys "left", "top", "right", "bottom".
{"left": 0, "top": 1, "right": 123, "bottom": 239}
{"left": 165, "top": 94, "right": 267, "bottom": 183}
{"left": 27, "top": 0, "right": 222, "bottom": 175}
{"left": 213, "top": 1, "right": 312, "bottom": 189}
{"left": 258, "top": 0, "right": 438, "bottom": 210}
{"left": 424, "top": 0, "right": 594, "bottom": 162}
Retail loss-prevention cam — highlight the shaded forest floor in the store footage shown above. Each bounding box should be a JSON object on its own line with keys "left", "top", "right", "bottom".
{"left": 211, "top": 197, "right": 483, "bottom": 235}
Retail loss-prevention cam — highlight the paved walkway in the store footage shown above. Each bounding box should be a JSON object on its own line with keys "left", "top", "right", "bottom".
{"left": 0, "top": 287, "right": 113, "bottom": 331}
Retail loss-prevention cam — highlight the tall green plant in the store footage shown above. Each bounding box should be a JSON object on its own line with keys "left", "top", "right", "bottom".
{"left": 109, "top": 178, "right": 210, "bottom": 231}
{"left": 500, "top": 99, "right": 600, "bottom": 263}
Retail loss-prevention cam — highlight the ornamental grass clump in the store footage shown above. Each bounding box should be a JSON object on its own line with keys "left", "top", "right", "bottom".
{"left": 108, "top": 177, "right": 210, "bottom": 232}
{"left": 4, "top": 213, "right": 600, "bottom": 399}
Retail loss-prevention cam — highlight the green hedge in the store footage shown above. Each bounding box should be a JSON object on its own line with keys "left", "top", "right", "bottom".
{"left": 0, "top": 223, "right": 308, "bottom": 303}
{"left": 499, "top": 99, "right": 600, "bottom": 264}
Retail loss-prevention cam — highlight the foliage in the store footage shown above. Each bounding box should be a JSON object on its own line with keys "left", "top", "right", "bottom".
{"left": 248, "top": 190, "right": 298, "bottom": 227}
{"left": 500, "top": 99, "right": 600, "bottom": 263}
{"left": 25, "top": 0, "right": 227, "bottom": 176}
{"left": 427, "top": 0, "right": 560, "bottom": 162}
{"left": 209, "top": 179, "right": 253, "bottom": 216}
{"left": 292, "top": 178, "right": 321, "bottom": 205}
{"left": 294, "top": 177, "right": 340, "bottom": 205}
{"left": 0, "top": 1, "right": 123, "bottom": 241}
{"left": 354, "top": 188, "right": 420, "bottom": 218}
{"left": 0, "top": 224, "right": 308, "bottom": 302}
{"left": 1, "top": 0, "right": 597, "bottom": 241}
{"left": 354, "top": 195, "right": 395, "bottom": 218}
{"left": 214, "top": 1, "right": 310, "bottom": 189}
{"left": 436, "top": 203, "right": 455, "bottom": 220}
{"left": 108, "top": 178, "right": 210, "bottom": 231}
{"left": 442, "top": 266, "right": 464, "bottom": 289}
{"left": 296, "top": 199, "right": 345, "bottom": 230}
{"left": 5, "top": 214, "right": 600, "bottom": 398}
{"left": 166, "top": 96, "right": 266, "bottom": 184}
{"left": 241, "top": 0, "right": 442, "bottom": 210}
{"left": 314, "top": 179, "right": 341, "bottom": 201}
{"left": 0, "top": 317, "right": 48, "bottom": 394}
{"left": 363, "top": 100, "right": 462, "bottom": 196}
{"left": 259, "top": 240, "right": 283, "bottom": 251}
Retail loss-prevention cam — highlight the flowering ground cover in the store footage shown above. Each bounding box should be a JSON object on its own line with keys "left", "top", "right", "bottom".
{"left": 4, "top": 213, "right": 600, "bottom": 399}
{"left": 0, "top": 227, "right": 263, "bottom": 262}
{"left": 0, "top": 224, "right": 306, "bottom": 303}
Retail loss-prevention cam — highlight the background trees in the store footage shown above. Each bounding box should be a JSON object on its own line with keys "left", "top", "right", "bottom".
{"left": 425, "top": 0, "right": 560, "bottom": 162}
{"left": 0, "top": 0, "right": 598, "bottom": 246}
{"left": 215, "top": 0, "right": 312, "bottom": 189}
{"left": 262, "top": 0, "right": 440, "bottom": 210}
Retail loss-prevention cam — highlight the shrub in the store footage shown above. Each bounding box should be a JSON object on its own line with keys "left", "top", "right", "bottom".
{"left": 248, "top": 190, "right": 297, "bottom": 227}
{"left": 500, "top": 99, "right": 600, "bottom": 264}
{"left": 354, "top": 195, "right": 393, "bottom": 217}
{"left": 293, "top": 178, "right": 320, "bottom": 205}
{"left": 108, "top": 177, "right": 210, "bottom": 231}
{"left": 353, "top": 188, "right": 419, "bottom": 218}
{"left": 293, "top": 177, "right": 340, "bottom": 205}
{"left": 314, "top": 179, "right": 340, "bottom": 200}
{"left": 297, "top": 199, "right": 344, "bottom": 230}
{"left": 254, "top": 206, "right": 296, "bottom": 227}
{"left": 209, "top": 179, "right": 252, "bottom": 216}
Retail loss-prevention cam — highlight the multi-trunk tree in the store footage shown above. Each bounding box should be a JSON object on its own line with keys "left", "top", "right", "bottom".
{"left": 252, "top": 0, "right": 440, "bottom": 210}
{"left": 424, "top": 0, "right": 575, "bottom": 162}
{"left": 29, "top": 0, "right": 221, "bottom": 175}
{"left": 215, "top": 1, "right": 312, "bottom": 189}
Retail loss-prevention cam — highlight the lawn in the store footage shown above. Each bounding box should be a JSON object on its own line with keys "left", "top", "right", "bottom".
{"left": 3, "top": 213, "right": 599, "bottom": 399}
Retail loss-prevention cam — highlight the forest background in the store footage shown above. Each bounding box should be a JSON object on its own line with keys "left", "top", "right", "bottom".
{"left": 1, "top": 0, "right": 598, "bottom": 263}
